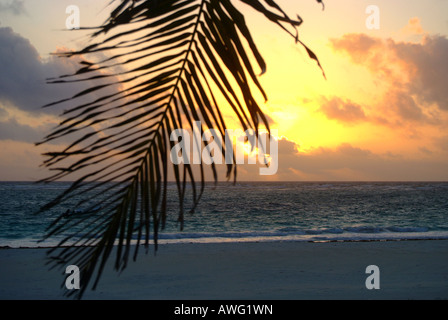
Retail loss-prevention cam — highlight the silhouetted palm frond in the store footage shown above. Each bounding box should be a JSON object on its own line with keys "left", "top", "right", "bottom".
{"left": 37, "top": 0, "right": 324, "bottom": 298}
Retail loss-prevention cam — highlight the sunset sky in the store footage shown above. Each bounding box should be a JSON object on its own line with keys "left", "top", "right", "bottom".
{"left": 0, "top": 0, "right": 447, "bottom": 181}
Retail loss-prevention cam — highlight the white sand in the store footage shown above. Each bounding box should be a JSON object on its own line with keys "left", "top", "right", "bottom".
{"left": 0, "top": 240, "right": 447, "bottom": 300}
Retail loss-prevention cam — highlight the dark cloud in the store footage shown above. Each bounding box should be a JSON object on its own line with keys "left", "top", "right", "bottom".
{"left": 0, "top": 0, "right": 26, "bottom": 16}
{"left": 278, "top": 137, "right": 299, "bottom": 155}
{"left": 0, "top": 27, "right": 129, "bottom": 146}
{"left": 0, "top": 105, "right": 7, "bottom": 118}
{"left": 0, "top": 27, "right": 124, "bottom": 116}
{"left": 393, "top": 34, "right": 448, "bottom": 110}
{"left": 0, "top": 116, "right": 99, "bottom": 151}
{"left": 272, "top": 141, "right": 448, "bottom": 181}
{"left": 319, "top": 97, "right": 366, "bottom": 124}
{"left": 0, "top": 117, "right": 48, "bottom": 143}
{"left": 290, "top": 144, "right": 376, "bottom": 177}
{"left": 381, "top": 89, "right": 438, "bottom": 125}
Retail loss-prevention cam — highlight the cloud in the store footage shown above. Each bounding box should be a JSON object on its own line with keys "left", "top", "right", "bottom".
{"left": 433, "top": 135, "right": 448, "bottom": 154}
{"left": 0, "top": 27, "right": 124, "bottom": 116}
{"left": 269, "top": 141, "right": 448, "bottom": 181}
{"left": 326, "top": 27, "right": 448, "bottom": 138}
{"left": 278, "top": 137, "right": 299, "bottom": 155}
{"left": 0, "top": 109, "right": 84, "bottom": 145}
{"left": 393, "top": 34, "right": 448, "bottom": 110}
{"left": 215, "top": 130, "right": 448, "bottom": 181}
{"left": 0, "top": 0, "right": 26, "bottom": 16}
{"left": 319, "top": 97, "right": 366, "bottom": 124}
{"left": 330, "top": 33, "right": 383, "bottom": 65}
{"left": 330, "top": 31, "right": 448, "bottom": 113}
{"left": 380, "top": 89, "right": 442, "bottom": 126}
{"left": 0, "top": 140, "right": 44, "bottom": 181}
{"left": 0, "top": 26, "right": 129, "bottom": 146}
{"left": 401, "top": 17, "right": 424, "bottom": 35}
{"left": 0, "top": 117, "right": 48, "bottom": 143}
{"left": 0, "top": 105, "right": 7, "bottom": 118}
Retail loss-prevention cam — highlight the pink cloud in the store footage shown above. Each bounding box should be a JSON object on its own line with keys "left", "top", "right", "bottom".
{"left": 401, "top": 17, "right": 425, "bottom": 35}
{"left": 328, "top": 29, "right": 448, "bottom": 129}
{"left": 319, "top": 97, "right": 366, "bottom": 124}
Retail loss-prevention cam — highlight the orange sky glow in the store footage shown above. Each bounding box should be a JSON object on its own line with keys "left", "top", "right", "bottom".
{"left": 0, "top": 0, "right": 447, "bottom": 181}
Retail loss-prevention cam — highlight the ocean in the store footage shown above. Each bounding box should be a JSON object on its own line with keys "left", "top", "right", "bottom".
{"left": 1, "top": 181, "right": 448, "bottom": 248}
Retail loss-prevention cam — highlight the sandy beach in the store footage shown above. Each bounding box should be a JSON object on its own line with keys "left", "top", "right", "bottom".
{"left": 0, "top": 240, "right": 447, "bottom": 300}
